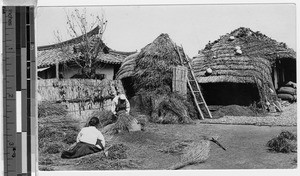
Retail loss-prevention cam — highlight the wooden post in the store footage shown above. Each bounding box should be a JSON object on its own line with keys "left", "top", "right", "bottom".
{"left": 56, "top": 62, "right": 59, "bottom": 79}
{"left": 282, "top": 67, "right": 285, "bottom": 84}
{"left": 172, "top": 66, "right": 187, "bottom": 96}
{"left": 273, "top": 67, "right": 278, "bottom": 90}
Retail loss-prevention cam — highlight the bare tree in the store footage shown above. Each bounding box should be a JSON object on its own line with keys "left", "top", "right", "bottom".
{"left": 54, "top": 8, "right": 108, "bottom": 79}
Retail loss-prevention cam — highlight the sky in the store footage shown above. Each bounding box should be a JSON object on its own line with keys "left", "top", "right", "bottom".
{"left": 36, "top": 4, "right": 296, "bottom": 57}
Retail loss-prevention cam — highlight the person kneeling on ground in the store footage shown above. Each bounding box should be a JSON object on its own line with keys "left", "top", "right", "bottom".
{"left": 61, "top": 117, "right": 105, "bottom": 159}
{"left": 110, "top": 94, "right": 144, "bottom": 132}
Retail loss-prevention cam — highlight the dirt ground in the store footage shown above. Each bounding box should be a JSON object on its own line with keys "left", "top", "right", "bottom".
{"left": 39, "top": 103, "right": 297, "bottom": 171}
{"left": 47, "top": 122, "right": 296, "bottom": 170}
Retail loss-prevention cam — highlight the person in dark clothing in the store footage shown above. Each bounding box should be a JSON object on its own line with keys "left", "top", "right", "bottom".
{"left": 61, "top": 117, "right": 105, "bottom": 159}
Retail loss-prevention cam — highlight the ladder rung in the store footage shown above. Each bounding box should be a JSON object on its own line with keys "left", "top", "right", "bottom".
{"left": 198, "top": 102, "right": 205, "bottom": 105}
{"left": 188, "top": 79, "right": 196, "bottom": 82}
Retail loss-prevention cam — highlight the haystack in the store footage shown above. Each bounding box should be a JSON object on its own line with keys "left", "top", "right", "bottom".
{"left": 192, "top": 27, "right": 296, "bottom": 109}
{"left": 267, "top": 131, "right": 297, "bottom": 153}
{"left": 116, "top": 34, "right": 196, "bottom": 123}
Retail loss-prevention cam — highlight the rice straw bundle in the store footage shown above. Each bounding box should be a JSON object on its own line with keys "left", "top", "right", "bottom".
{"left": 102, "top": 111, "right": 134, "bottom": 134}
{"left": 169, "top": 136, "right": 226, "bottom": 170}
{"left": 169, "top": 140, "right": 210, "bottom": 170}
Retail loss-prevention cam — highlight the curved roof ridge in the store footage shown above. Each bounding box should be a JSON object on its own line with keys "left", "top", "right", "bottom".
{"left": 109, "top": 49, "right": 137, "bottom": 55}
{"left": 37, "top": 26, "right": 100, "bottom": 51}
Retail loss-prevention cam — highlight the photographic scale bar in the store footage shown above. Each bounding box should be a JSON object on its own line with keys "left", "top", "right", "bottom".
{"left": 3, "top": 6, "right": 36, "bottom": 176}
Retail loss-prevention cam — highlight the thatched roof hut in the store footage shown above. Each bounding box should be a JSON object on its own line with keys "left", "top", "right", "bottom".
{"left": 192, "top": 27, "right": 296, "bottom": 107}
{"left": 116, "top": 34, "right": 196, "bottom": 123}
{"left": 116, "top": 33, "right": 185, "bottom": 91}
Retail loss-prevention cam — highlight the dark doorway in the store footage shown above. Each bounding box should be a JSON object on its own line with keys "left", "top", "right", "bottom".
{"left": 281, "top": 59, "right": 296, "bottom": 84}
{"left": 121, "top": 77, "right": 135, "bottom": 99}
{"left": 200, "top": 83, "right": 260, "bottom": 106}
{"left": 273, "top": 59, "right": 296, "bottom": 89}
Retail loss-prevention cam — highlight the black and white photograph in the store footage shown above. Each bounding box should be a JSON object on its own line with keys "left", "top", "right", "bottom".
{"left": 36, "top": 3, "right": 297, "bottom": 172}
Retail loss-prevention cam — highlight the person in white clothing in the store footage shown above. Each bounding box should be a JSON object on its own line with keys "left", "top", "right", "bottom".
{"left": 108, "top": 94, "right": 143, "bottom": 133}
{"left": 111, "top": 94, "right": 130, "bottom": 115}
{"left": 61, "top": 117, "right": 105, "bottom": 159}
{"left": 77, "top": 120, "right": 105, "bottom": 150}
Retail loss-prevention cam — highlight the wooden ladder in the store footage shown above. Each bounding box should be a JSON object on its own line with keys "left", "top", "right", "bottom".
{"left": 174, "top": 44, "right": 212, "bottom": 120}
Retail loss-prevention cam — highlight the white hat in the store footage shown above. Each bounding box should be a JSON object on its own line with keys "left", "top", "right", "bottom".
{"left": 235, "top": 46, "right": 241, "bottom": 50}
{"left": 119, "top": 94, "right": 126, "bottom": 100}
{"left": 236, "top": 49, "right": 242, "bottom": 55}
{"left": 206, "top": 68, "right": 212, "bottom": 75}
{"left": 229, "top": 36, "right": 235, "bottom": 41}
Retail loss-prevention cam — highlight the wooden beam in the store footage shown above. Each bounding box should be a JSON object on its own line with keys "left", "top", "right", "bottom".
{"left": 56, "top": 62, "right": 59, "bottom": 79}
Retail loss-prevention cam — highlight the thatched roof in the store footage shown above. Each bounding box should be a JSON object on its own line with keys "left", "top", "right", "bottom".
{"left": 115, "top": 52, "right": 139, "bottom": 79}
{"left": 116, "top": 33, "right": 185, "bottom": 90}
{"left": 193, "top": 27, "right": 296, "bottom": 84}
{"left": 37, "top": 26, "right": 136, "bottom": 68}
{"left": 192, "top": 27, "right": 296, "bottom": 105}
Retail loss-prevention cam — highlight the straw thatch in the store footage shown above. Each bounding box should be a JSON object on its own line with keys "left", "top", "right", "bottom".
{"left": 192, "top": 27, "right": 296, "bottom": 106}
{"left": 116, "top": 34, "right": 197, "bottom": 123}
{"left": 116, "top": 33, "right": 185, "bottom": 91}
{"left": 38, "top": 79, "right": 125, "bottom": 102}
{"left": 115, "top": 53, "right": 139, "bottom": 79}
{"left": 133, "top": 33, "right": 185, "bottom": 91}
{"left": 37, "top": 26, "right": 136, "bottom": 68}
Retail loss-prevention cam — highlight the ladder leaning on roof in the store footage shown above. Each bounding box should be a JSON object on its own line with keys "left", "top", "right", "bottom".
{"left": 174, "top": 44, "right": 212, "bottom": 120}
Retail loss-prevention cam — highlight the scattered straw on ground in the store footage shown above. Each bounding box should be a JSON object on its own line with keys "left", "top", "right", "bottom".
{"left": 266, "top": 131, "right": 297, "bottom": 153}
{"left": 212, "top": 105, "right": 257, "bottom": 118}
{"left": 200, "top": 103, "right": 296, "bottom": 126}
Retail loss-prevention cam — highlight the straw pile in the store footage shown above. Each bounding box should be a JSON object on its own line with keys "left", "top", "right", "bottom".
{"left": 117, "top": 34, "right": 196, "bottom": 123}
{"left": 38, "top": 101, "right": 68, "bottom": 118}
{"left": 193, "top": 27, "right": 296, "bottom": 109}
{"left": 106, "top": 143, "right": 130, "bottom": 160}
{"left": 102, "top": 111, "right": 135, "bottom": 134}
{"left": 267, "top": 131, "right": 297, "bottom": 153}
{"left": 211, "top": 105, "right": 257, "bottom": 118}
{"left": 137, "top": 86, "right": 195, "bottom": 124}
{"left": 85, "top": 110, "right": 115, "bottom": 128}
{"left": 38, "top": 113, "right": 81, "bottom": 165}
{"left": 169, "top": 136, "right": 226, "bottom": 170}
{"left": 169, "top": 140, "right": 211, "bottom": 170}
{"left": 73, "top": 143, "right": 140, "bottom": 170}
